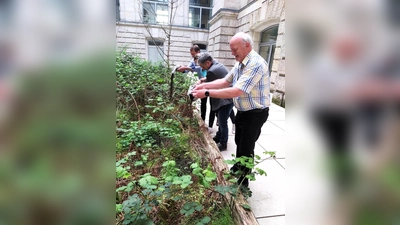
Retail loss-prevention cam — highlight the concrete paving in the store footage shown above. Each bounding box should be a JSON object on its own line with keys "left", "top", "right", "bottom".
{"left": 205, "top": 101, "right": 285, "bottom": 225}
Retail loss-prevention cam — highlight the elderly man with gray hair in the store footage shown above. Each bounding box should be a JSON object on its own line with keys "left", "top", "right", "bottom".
{"left": 193, "top": 32, "right": 270, "bottom": 187}
{"left": 196, "top": 52, "right": 234, "bottom": 151}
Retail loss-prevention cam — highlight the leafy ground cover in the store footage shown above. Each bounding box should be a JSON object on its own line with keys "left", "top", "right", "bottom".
{"left": 116, "top": 52, "right": 235, "bottom": 225}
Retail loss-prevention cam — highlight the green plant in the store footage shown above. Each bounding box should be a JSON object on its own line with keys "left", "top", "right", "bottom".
{"left": 191, "top": 162, "right": 217, "bottom": 188}
{"left": 196, "top": 216, "right": 211, "bottom": 225}
{"left": 116, "top": 158, "right": 131, "bottom": 179}
{"left": 210, "top": 206, "right": 234, "bottom": 225}
{"left": 138, "top": 173, "right": 159, "bottom": 190}
{"left": 121, "top": 194, "right": 154, "bottom": 225}
{"left": 180, "top": 202, "right": 203, "bottom": 216}
{"left": 116, "top": 52, "right": 235, "bottom": 224}
{"left": 214, "top": 151, "right": 276, "bottom": 210}
{"left": 272, "top": 95, "right": 285, "bottom": 108}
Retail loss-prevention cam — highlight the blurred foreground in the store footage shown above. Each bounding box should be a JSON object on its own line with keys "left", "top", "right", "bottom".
{"left": 288, "top": 0, "right": 400, "bottom": 224}
{"left": 0, "top": 1, "right": 115, "bottom": 225}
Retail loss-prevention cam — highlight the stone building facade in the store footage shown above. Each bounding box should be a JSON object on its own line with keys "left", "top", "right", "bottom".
{"left": 116, "top": 0, "right": 285, "bottom": 103}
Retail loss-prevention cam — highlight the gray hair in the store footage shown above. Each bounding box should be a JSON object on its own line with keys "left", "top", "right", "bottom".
{"left": 197, "top": 52, "right": 213, "bottom": 64}
{"left": 234, "top": 32, "right": 254, "bottom": 47}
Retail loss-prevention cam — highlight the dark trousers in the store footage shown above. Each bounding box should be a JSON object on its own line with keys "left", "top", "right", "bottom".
{"left": 200, "top": 97, "right": 208, "bottom": 121}
{"left": 232, "top": 108, "right": 269, "bottom": 180}
{"left": 313, "top": 110, "right": 353, "bottom": 189}
{"left": 210, "top": 108, "right": 235, "bottom": 127}
{"left": 229, "top": 110, "right": 236, "bottom": 124}
{"left": 213, "top": 103, "right": 233, "bottom": 145}
{"left": 208, "top": 99, "right": 216, "bottom": 127}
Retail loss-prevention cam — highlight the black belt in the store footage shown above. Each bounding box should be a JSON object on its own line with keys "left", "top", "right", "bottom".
{"left": 238, "top": 107, "right": 269, "bottom": 114}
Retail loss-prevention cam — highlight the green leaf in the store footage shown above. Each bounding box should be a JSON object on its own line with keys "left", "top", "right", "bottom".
{"left": 255, "top": 168, "right": 267, "bottom": 176}
{"left": 201, "top": 216, "right": 211, "bottom": 223}
{"left": 146, "top": 176, "right": 158, "bottom": 185}
{"left": 203, "top": 170, "right": 217, "bottom": 182}
{"left": 116, "top": 204, "right": 123, "bottom": 213}
{"left": 190, "top": 162, "right": 199, "bottom": 169}
{"left": 139, "top": 173, "right": 159, "bottom": 189}
{"left": 241, "top": 204, "right": 251, "bottom": 211}
{"left": 224, "top": 159, "right": 236, "bottom": 165}
{"left": 135, "top": 161, "right": 143, "bottom": 166}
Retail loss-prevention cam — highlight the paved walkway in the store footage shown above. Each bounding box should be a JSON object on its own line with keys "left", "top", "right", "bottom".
{"left": 206, "top": 102, "right": 285, "bottom": 225}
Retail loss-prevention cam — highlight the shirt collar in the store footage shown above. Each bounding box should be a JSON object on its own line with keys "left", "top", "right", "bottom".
{"left": 240, "top": 50, "right": 255, "bottom": 68}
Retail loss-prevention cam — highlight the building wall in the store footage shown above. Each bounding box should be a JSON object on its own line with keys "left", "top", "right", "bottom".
{"left": 116, "top": 0, "right": 285, "bottom": 99}
{"left": 116, "top": 0, "right": 210, "bottom": 67}
{"left": 116, "top": 23, "right": 209, "bottom": 67}
{"left": 209, "top": 0, "right": 286, "bottom": 99}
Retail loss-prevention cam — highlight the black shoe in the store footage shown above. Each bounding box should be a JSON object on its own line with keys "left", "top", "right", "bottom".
{"left": 213, "top": 136, "right": 220, "bottom": 144}
{"left": 217, "top": 143, "right": 227, "bottom": 151}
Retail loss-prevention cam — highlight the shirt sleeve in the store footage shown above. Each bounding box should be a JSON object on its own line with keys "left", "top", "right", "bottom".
{"left": 187, "top": 60, "right": 196, "bottom": 70}
{"left": 234, "top": 63, "right": 263, "bottom": 94}
{"left": 224, "top": 66, "right": 236, "bottom": 83}
{"left": 206, "top": 71, "right": 218, "bottom": 82}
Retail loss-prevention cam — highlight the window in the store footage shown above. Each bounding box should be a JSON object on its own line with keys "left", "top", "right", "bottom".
{"left": 189, "top": 0, "right": 212, "bottom": 29}
{"left": 259, "top": 26, "right": 278, "bottom": 75}
{"left": 148, "top": 40, "right": 164, "bottom": 63}
{"left": 194, "top": 43, "right": 207, "bottom": 53}
{"left": 116, "top": 0, "right": 120, "bottom": 22}
{"left": 143, "top": 0, "right": 168, "bottom": 24}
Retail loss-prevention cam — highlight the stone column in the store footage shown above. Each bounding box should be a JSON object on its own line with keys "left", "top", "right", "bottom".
{"left": 208, "top": 11, "right": 238, "bottom": 70}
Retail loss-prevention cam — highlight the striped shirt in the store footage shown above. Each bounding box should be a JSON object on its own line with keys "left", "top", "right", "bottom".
{"left": 225, "top": 50, "right": 270, "bottom": 111}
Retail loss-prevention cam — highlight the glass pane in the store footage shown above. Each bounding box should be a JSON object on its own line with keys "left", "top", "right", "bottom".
{"left": 200, "top": 8, "right": 211, "bottom": 29}
{"left": 156, "top": 4, "right": 168, "bottom": 24}
{"left": 143, "top": 2, "right": 155, "bottom": 23}
{"left": 149, "top": 40, "right": 164, "bottom": 46}
{"left": 259, "top": 45, "right": 270, "bottom": 62}
{"left": 148, "top": 46, "right": 164, "bottom": 63}
{"left": 189, "top": 7, "right": 200, "bottom": 28}
{"left": 261, "top": 26, "right": 278, "bottom": 43}
{"left": 190, "top": 0, "right": 212, "bottom": 7}
{"left": 269, "top": 45, "right": 275, "bottom": 73}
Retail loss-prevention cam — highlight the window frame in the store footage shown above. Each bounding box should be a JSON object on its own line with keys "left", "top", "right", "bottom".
{"left": 189, "top": 1, "right": 212, "bottom": 29}
{"left": 259, "top": 25, "right": 278, "bottom": 75}
{"left": 116, "top": 0, "right": 120, "bottom": 22}
{"left": 143, "top": 0, "right": 169, "bottom": 25}
{"left": 147, "top": 39, "right": 165, "bottom": 63}
{"left": 193, "top": 43, "right": 207, "bottom": 52}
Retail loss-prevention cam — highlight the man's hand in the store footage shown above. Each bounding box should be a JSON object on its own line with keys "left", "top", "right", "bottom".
{"left": 192, "top": 89, "right": 206, "bottom": 99}
{"left": 193, "top": 83, "right": 206, "bottom": 91}
{"left": 177, "top": 66, "right": 185, "bottom": 72}
{"left": 195, "top": 78, "right": 206, "bottom": 85}
{"left": 177, "top": 66, "right": 191, "bottom": 72}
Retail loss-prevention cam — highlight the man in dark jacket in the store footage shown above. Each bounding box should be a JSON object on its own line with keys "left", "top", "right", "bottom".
{"left": 196, "top": 52, "right": 233, "bottom": 151}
